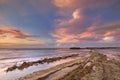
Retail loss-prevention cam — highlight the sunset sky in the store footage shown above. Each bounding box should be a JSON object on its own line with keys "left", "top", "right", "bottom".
{"left": 0, "top": 0, "right": 120, "bottom": 48}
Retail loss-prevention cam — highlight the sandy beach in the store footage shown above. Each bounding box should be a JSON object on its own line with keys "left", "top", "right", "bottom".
{"left": 17, "top": 50, "right": 120, "bottom": 80}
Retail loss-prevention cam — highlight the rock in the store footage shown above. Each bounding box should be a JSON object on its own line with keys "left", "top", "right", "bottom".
{"left": 60, "top": 51, "right": 120, "bottom": 80}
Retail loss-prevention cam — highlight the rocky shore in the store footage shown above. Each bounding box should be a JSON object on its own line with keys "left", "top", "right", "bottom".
{"left": 6, "top": 54, "right": 79, "bottom": 72}
{"left": 17, "top": 51, "right": 120, "bottom": 80}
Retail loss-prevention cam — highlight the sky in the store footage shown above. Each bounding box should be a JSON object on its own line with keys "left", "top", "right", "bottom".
{"left": 0, "top": 0, "right": 120, "bottom": 48}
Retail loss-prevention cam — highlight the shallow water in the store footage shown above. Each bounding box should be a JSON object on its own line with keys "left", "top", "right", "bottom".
{"left": 0, "top": 49, "right": 89, "bottom": 80}
{"left": 97, "top": 49, "right": 120, "bottom": 59}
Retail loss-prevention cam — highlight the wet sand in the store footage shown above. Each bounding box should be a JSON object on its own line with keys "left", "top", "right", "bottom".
{"left": 17, "top": 51, "right": 120, "bottom": 80}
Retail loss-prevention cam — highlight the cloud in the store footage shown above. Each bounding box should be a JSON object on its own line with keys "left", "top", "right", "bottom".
{"left": 0, "top": 26, "right": 45, "bottom": 46}
{"left": 52, "top": 17, "right": 120, "bottom": 44}
{"left": 51, "top": 4, "right": 97, "bottom": 44}
{"left": 0, "top": 28, "right": 30, "bottom": 39}
{"left": 51, "top": 25, "right": 97, "bottom": 43}
{"left": 51, "top": 0, "right": 120, "bottom": 45}
{"left": 51, "top": 8, "right": 83, "bottom": 43}
{"left": 51, "top": 27, "right": 79, "bottom": 43}
{"left": 102, "top": 36, "right": 114, "bottom": 42}
{"left": 72, "top": 9, "right": 81, "bottom": 19}
{"left": 95, "top": 22, "right": 120, "bottom": 37}
{"left": 52, "top": 0, "right": 74, "bottom": 8}
{"left": 52, "top": 0, "right": 119, "bottom": 9}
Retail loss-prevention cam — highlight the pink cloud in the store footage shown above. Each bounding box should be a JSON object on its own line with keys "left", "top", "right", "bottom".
{"left": 104, "top": 31, "right": 115, "bottom": 36}
{"left": 52, "top": 0, "right": 74, "bottom": 9}
{"left": 52, "top": 0, "right": 119, "bottom": 9}
{"left": 52, "top": 20, "right": 120, "bottom": 43}
{"left": 51, "top": 25, "right": 98, "bottom": 43}
{"left": 51, "top": 0, "right": 120, "bottom": 44}
{"left": 51, "top": 27, "right": 79, "bottom": 43}
{"left": 0, "top": 26, "right": 46, "bottom": 46}
{"left": 104, "top": 28, "right": 120, "bottom": 37}
{"left": 0, "top": 28, "right": 29, "bottom": 39}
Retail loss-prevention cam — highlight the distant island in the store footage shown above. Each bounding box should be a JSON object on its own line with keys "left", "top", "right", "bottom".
{"left": 70, "top": 47, "right": 120, "bottom": 49}
{"left": 70, "top": 47, "right": 81, "bottom": 49}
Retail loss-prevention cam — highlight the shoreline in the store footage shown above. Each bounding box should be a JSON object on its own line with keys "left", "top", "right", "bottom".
{"left": 6, "top": 54, "right": 79, "bottom": 72}
{"left": 17, "top": 51, "right": 120, "bottom": 80}
{"left": 17, "top": 57, "right": 83, "bottom": 80}
{"left": 17, "top": 52, "right": 89, "bottom": 80}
